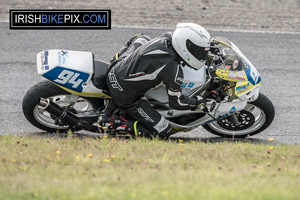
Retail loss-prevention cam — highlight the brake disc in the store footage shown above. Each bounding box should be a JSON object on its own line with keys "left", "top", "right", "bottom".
{"left": 217, "top": 110, "right": 255, "bottom": 130}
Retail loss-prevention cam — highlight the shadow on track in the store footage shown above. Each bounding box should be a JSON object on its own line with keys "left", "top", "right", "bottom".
{"left": 27, "top": 131, "right": 274, "bottom": 145}
{"left": 169, "top": 136, "right": 272, "bottom": 144}
{"left": 29, "top": 132, "right": 102, "bottom": 139}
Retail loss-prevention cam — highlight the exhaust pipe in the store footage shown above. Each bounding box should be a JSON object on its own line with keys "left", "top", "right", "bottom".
{"left": 38, "top": 98, "right": 97, "bottom": 132}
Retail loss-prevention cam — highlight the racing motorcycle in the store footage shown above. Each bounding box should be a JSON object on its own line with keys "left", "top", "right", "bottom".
{"left": 22, "top": 36, "right": 275, "bottom": 138}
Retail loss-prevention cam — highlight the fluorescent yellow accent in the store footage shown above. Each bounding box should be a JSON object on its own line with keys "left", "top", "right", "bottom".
{"left": 134, "top": 121, "right": 138, "bottom": 136}
{"left": 216, "top": 69, "right": 246, "bottom": 83}
{"left": 216, "top": 69, "right": 261, "bottom": 96}
{"left": 133, "top": 33, "right": 142, "bottom": 38}
{"left": 214, "top": 40, "right": 231, "bottom": 48}
{"left": 55, "top": 84, "right": 111, "bottom": 98}
{"left": 115, "top": 53, "right": 119, "bottom": 60}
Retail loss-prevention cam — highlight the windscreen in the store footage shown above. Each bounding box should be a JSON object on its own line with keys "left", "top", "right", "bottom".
{"left": 211, "top": 37, "right": 254, "bottom": 71}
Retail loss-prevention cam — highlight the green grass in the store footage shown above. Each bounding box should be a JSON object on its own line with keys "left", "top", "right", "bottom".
{"left": 0, "top": 135, "right": 300, "bottom": 200}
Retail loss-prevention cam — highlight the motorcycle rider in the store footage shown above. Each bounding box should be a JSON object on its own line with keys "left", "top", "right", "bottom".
{"left": 101, "top": 23, "right": 213, "bottom": 139}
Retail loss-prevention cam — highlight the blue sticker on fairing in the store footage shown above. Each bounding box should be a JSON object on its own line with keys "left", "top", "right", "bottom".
{"left": 245, "top": 66, "right": 261, "bottom": 85}
{"left": 182, "top": 82, "right": 195, "bottom": 88}
{"left": 44, "top": 50, "right": 49, "bottom": 65}
{"left": 43, "top": 67, "right": 90, "bottom": 92}
{"left": 203, "top": 106, "right": 237, "bottom": 125}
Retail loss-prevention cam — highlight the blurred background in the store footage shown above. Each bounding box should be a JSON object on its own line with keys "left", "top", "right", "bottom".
{"left": 1, "top": 0, "right": 299, "bottom": 32}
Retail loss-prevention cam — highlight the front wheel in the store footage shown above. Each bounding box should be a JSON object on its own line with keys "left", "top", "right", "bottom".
{"left": 203, "top": 93, "right": 275, "bottom": 138}
{"left": 22, "top": 81, "right": 104, "bottom": 133}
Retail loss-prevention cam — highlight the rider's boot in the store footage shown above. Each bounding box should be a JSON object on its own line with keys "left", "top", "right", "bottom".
{"left": 98, "top": 115, "right": 153, "bottom": 138}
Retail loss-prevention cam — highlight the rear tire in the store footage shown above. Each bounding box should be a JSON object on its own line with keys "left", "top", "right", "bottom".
{"left": 22, "top": 81, "right": 104, "bottom": 133}
{"left": 203, "top": 93, "right": 275, "bottom": 138}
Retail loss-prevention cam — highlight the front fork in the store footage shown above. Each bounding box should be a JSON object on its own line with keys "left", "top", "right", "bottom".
{"left": 229, "top": 114, "right": 241, "bottom": 126}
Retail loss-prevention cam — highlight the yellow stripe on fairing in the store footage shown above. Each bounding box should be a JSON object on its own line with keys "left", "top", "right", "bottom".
{"left": 55, "top": 84, "right": 111, "bottom": 98}
{"left": 133, "top": 33, "right": 142, "bottom": 38}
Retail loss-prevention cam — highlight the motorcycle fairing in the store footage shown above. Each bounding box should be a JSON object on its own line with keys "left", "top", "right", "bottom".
{"left": 37, "top": 49, "right": 110, "bottom": 98}
{"left": 212, "top": 37, "right": 261, "bottom": 101}
{"left": 216, "top": 65, "right": 261, "bottom": 97}
{"left": 181, "top": 64, "right": 206, "bottom": 96}
{"left": 43, "top": 67, "right": 89, "bottom": 93}
{"left": 164, "top": 100, "right": 248, "bottom": 129}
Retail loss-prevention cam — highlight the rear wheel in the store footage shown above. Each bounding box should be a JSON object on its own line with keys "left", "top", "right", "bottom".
{"left": 203, "top": 93, "right": 275, "bottom": 138}
{"left": 22, "top": 81, "right": 104, "bottom": 132}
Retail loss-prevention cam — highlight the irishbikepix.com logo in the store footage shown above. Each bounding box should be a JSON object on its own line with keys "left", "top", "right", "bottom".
{"left": 10, "top": 10, "right": 111, "bottom": 29}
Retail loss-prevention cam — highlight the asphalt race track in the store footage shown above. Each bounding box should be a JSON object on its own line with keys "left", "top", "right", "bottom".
{"left": 0, "top": 22, "right": 299, "bottom": 144}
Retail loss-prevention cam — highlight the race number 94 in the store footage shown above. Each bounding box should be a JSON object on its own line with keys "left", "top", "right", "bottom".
{"left": 54, "top": 70, "right": 83, "bottom": 88}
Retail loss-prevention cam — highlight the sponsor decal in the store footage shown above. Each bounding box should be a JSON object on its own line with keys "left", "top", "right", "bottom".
{"left": 58, "top": 50, "right": 68, "bottom": 65}
{"left": 129, "top": 72, "right": 145, "bottom": 78}
{"left": 220, "top": 106, "right": 236, "bottom": 119}
{"left": 40, "top": 52, "right": 45, "bottom": 71}
{"left": 61, "top": 50, "right": 69, "bottom": 57}
{"left": 230, "top": 106, "right": 236, "bottom": 114}
{"left": 232, "top": 59, "right": 239, "bottom": 69}
{"left": 182, "top": 82, "right": 195, "bottom": 88}
{"left": 237, "top": 71, "right": 245, "bottom": 77}
{"left": 154, "top": 117, "right": 169, "bottom": 132}
{"left": 40, "top": 51, "right": 48, "bottom": 71}
{"left": 236, "top": 83, "right": 250, "bottom": 91}
{"left": 108, "top": 68, "right": 123, "bottom": 91}
{"left": 227, "top": 71, "right": 236, "bottom": 79}
{"left": 236, "top": 77, "right": 245, "bottom": 81}
{"left": 236, "top": 83, "right": 250, "bottom": 94}
{"left": 137, "top": 108, "right": 154, "bottom": 123}
{"left": 227, "top": 71, "right": 245, "bottom": 81}
{"left": 183, "top": 52, "right": 190, "bottom": 61}
{"left": 156, "top": 119, "right": 169, "bottom": 132}
{"left": 10, "top": 10, "right": 111, "bottom": 30}
{"left": 44, "top": 50, "right": 48, "bottom": 65}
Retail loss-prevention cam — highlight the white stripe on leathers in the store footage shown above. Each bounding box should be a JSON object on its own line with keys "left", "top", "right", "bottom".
{"left": 143, "top": 49, "right": 169, "bottom": 56}
{"left": 124, "top": 65, "right": 166, "bottom": 81}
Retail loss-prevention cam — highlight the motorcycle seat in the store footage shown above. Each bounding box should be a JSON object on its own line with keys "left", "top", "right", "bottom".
{"left": 92, "top": 60, "right": 109, "bottom": 90}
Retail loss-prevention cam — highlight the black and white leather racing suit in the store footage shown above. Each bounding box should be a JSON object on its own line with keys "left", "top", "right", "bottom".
{"left": 106, "top": 33, "right": 198, "bottom": 138}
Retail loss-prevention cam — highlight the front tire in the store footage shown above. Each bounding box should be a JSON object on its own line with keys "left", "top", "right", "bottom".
{"left": 22, "top": 81, "right": 104, "bottom": 132}
{"left": 203, "top": 93, "right": 275, "bottom": 138}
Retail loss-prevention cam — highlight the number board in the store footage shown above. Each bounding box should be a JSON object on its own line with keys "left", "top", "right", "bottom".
{"left": 43, "top": 67, "right": 90, "bottom": 92}
{"left": 245, "top": 66, "right": 261, "bottom": 86}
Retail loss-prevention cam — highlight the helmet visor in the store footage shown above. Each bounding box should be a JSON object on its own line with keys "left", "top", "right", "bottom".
{"left": 186, "top": 39, "right": 209, "bottom": 61}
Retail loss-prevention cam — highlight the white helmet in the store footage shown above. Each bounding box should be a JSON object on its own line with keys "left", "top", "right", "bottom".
{"left": 172, "top": 23, "right": 211, "bottom": 70}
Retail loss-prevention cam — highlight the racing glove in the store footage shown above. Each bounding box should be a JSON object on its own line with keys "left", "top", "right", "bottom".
{"left": 209, "top": 41, "right": 220, "bottom": 54}
{"left": 209, "top": 42, "right": 226, "bottom": 65}
{"left": 193, "top": 96, "right": 208, "bottom": 112}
